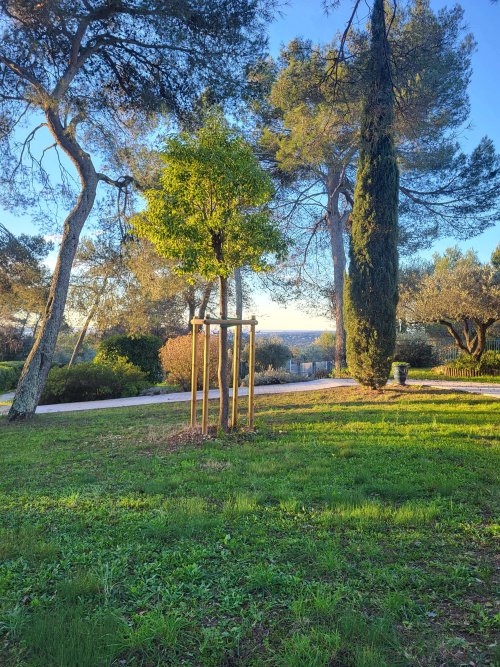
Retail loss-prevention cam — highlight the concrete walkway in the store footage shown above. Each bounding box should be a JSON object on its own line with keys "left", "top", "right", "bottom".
{"left": 1, "top": 377, "right": 498, "bottom": 416}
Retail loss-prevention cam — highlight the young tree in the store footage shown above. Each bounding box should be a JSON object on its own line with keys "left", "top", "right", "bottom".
{"left": 343, "top": 0, "right": 399, "bottom": 389}
{"left": 256, "top": 1, "right": 500, "bottom": 370}
{"left": 132, "top": 112, "right": 286, "bottom": 431}
{"left": 400, "top": 247, "right": 500, "bottom": 361}
{"left": 1, "top": 0, "right": 276, "bottom": 420}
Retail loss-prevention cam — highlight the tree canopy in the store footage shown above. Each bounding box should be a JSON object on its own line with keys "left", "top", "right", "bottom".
{"left": 400, "top": 247, "right": 500, "bottom": 360}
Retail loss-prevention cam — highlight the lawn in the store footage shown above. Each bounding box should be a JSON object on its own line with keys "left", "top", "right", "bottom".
{"left": 0, "top": 386, "right": 498, "bottom": 667}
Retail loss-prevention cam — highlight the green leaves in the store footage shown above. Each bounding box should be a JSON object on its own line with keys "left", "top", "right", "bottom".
{"left": 132, "top": 111, "right": 287, "bottom": 281}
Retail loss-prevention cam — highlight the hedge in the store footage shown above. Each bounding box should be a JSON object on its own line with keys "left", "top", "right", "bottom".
{"left": 0, "top": 361, "right": 24, "bottom": 392}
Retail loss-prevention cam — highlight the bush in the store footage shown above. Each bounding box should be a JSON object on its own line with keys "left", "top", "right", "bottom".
{"left": 241, "top": 368, "right": 308, "bottom": 386}
{"left": 159, "top": 333, "right": 229, "bottom": 391}
{"left": 444, "top": 351, "right": 500, "bottom": 375}
{"left": 95, "top": 334, "right": 163, "bottom": 382}
{"left": 253, "top": 339, "right": 292, "bottom": 371}
{"left": 478, "top": 351, "right": 500, "bottom": 374}
{"left": 393, "top": 335, "right": 437, "bottom": 368}
{"left": 0, "top": 361, "right": 24, "bottom": 392}
{"left": 40, "top": 359, "right": 148, "bottom": 404}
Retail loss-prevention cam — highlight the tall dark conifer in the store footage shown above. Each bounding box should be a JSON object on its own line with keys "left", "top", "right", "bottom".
{"left": 344, "top": 0, "right": 399, "bottom": 389}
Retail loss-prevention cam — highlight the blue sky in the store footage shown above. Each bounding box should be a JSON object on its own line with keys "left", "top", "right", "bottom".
{"left": 3, "top": 0, "right": 499, "bottom": 330}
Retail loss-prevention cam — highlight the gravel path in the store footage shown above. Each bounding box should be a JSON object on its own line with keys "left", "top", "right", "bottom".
{"left": 1, "top": 377, "right": 498, "bottom": 416}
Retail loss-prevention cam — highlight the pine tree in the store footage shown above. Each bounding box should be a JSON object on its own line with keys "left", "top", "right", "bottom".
{"left": 344, "top": 0, "right": 399, "bottom": 389}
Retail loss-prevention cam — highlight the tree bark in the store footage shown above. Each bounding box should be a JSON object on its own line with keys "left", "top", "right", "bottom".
{"left": 234, "top": 267, "right": 243, "bottom": 319}
{"left": 218, "top": 275, "right": 229, "bottom": 432}
{"left": 197, "top": 283, "right": 213, "bottom": 320}
{"left": 8, "top": 109, "right": 98, "bottom": 420}
{"left": 326, "top": 171, "right": 347, "bottom": 371}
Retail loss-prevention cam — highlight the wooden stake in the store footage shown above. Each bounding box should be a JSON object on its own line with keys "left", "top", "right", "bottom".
{"left": 202, "top": 324, "right": 210, "bottom": 435}
{"left": 231, "top": 324, "right": 241, "bottom": 429}
{"left": 248, "top": 315, "right": 256, "bottom": 429}
{"left": 190, "top": 322, "right": 198, "bottom": 427}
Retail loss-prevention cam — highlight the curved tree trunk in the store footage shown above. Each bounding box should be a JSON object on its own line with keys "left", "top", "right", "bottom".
{"left": 218, "top": 275, "right": 229, "bottom": 432}
{"left": 9, "top": 109, "right": 98, "bottom": 420}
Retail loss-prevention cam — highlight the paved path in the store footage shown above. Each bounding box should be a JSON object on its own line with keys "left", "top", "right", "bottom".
{"left": 1, "top": 377, "right": 498, "bottom": 416}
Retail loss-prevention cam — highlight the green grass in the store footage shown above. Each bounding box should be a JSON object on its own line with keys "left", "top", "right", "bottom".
{"left": 0, "top": 386, "right": 498, "bottom": 666}
{"left": 408, "top": 368, "right": 500, "bottom": 383}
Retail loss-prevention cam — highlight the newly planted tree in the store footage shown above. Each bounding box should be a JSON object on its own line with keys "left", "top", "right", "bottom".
{"left": 0, "top": 0, "right": 276, "bottom": 419}
{"left": 132, "top": 112, "right": 286, "bottom": 431}
{"left": 344, "top": 0, "right": 399, "bottom": 389}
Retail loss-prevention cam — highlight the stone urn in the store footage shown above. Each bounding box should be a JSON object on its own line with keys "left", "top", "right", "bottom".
{"left": 393, "top": 363, "right": 410, "bottom": 386}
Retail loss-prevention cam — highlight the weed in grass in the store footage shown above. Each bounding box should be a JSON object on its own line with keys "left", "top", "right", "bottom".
{"left": 0, "top": 526, "right": 58, "bottom": 561}
{"left": 21, "top": 604, "right": 126, "bottom": 667}
{"left": 278, "top": 629, "right": 341, "bottom": 667}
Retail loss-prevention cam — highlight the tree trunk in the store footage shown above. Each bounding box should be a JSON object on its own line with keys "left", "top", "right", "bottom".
{"left": 472, "top": 322, "right": 488, "bottom": 361}
{"left": 326, "top": 172, "right": 348, "bottom": 372}
{"left": 327, "top": 211, "right": 347, "bottom": 371}
{"left": 234, "top": 267, "right": 243, "bottom": 319}
{"left": 9, "top": 108, "right": 98, "bottom": 420}
{"left": 68, "top": 277, "right": 108, "bottom": 367}
{"left": 197, "top": 283, "right": 213, "bottom": 320}
{"left": 218, "top": 275, "right": 229, "bottom": 432}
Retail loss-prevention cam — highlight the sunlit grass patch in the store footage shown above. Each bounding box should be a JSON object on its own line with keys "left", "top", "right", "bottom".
{"left": 0, "top": 526, "right": 58, "bottom": 561}
{"left": 318, "top": 499, "right": 440, "bottom": 527}
{"left": 0, "top": 386, "right": 498, "bottom": 666}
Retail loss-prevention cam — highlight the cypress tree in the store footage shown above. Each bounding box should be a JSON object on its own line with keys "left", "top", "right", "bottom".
{"left": 344, "top": 0, "right": 399, "bottom": 389}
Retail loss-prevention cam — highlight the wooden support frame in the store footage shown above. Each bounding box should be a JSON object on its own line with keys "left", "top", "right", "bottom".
{"left": 190, "top": 315, "right": 258, "bottom": 434}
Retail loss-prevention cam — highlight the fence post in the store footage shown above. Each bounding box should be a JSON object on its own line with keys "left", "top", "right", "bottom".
{"left": 231, "top": 324, "right": 241, "bottom": 429}
{"left": 202, "top": 325, "right": 210, "bottom": 435}
{"left": 190, "top": 322, "right": 198, "bottom": 428}
{"left": 248, "top": 315, "right": 256, "bottom": 429}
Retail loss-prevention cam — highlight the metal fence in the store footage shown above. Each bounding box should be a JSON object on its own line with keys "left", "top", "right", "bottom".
{"left": 287, "top": 360, "right": 333, "bottom": 376}
{"left": 434, "top": 338, "right": 500, "bottom": 363}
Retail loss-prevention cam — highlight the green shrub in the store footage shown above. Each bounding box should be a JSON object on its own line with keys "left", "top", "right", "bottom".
{"left": 394, "top": 335, "right": 436, "bottom": 368}
{"left": 95, "top": 334, "right": 163, "bottom": 382}
{"left": 478, "top": 351, "right": 500, "bottom": 374}
{"left": 241, "top": 368, "right": 308, "bottom": 386}
{"left": 159, "top": 333, "right": 224, "bottom": 391}
{"left": 0, "top": 361, "right": 24, "bottom": 392}
{"left": 40, "top": 360, "right": 148, "bottom": 404}
{"left": 250, "top": 339, "right": 292, "bottom": 372}
{"left": 443, "top": 351, "right": 500, "bottom": 376}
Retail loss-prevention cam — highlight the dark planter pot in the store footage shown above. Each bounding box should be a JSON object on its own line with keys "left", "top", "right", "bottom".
{"left": 393, "top": 364, "right": 409, "bottom": 386}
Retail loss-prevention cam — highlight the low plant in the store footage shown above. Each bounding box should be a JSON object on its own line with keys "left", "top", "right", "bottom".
{"left": 441, "top": 351, "right": 500, "bottom": 376}
{"left": 40, "top": 358, "right": 148, "bottom": 404}
{"left": 241, "top": 368, "right": 308, "bottom": 386}
{"left": 0, "top": 361, "right": 24, "bottom": 392}
{"left": 394, "top": 335, "right": 436, "bottom": 368}
{"left": 95, "top": 334, "right": 163, "bottom": 383}
{"left": 159, "top": 333, "right": 228, "bottom": 391}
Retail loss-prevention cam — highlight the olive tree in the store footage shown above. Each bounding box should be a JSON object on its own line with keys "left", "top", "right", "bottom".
{"left": 400, "top": 247, "right": 500, "bottom": 361}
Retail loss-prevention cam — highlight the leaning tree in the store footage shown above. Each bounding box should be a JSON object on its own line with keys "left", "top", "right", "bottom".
{"left": 256, "top": 0, "right": 500, "bottom": 370}
{"left": 0, "top": 0, "right": 276, "bottom": 419}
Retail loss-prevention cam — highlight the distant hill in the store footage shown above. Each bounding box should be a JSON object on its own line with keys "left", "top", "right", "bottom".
{"left": 256, "top": 330, "right": 333, "bottom": 347}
